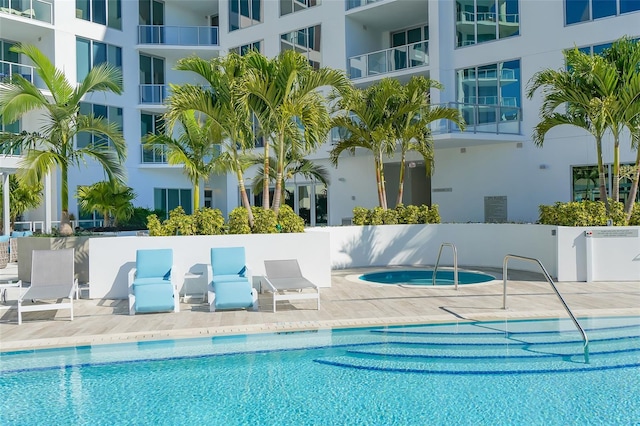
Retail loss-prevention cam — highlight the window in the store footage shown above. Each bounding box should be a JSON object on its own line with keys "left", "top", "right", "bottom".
{"left": 141, "top": 112, "right": 167, "bottom": 163}
{"left": 456, "top": 59, "right": 521, "bottom": 125}
{"left": 244, "top": 183, "right": 328, "bottom": 226}
{"left": 76, "top": 37, "right": 122, "bottom": 83}
{"left": 565, "top": 0, "right": 640, "bottom": 25}
{"left": 154, "top": 188, "right": 192, "bottom": 218}
{"left": 572, "top": 164, "right": 640, "bottom": 204}
{"left": 76, "top": 102, "right": 123, "bottom": 149}
{"left": 456, "top": 0, "right": 519, "bottom": 47}
{"left": 229, "top": 40, "right": 262, "bottom": 56}
{"left": 280, "top": 0, "right": 320, "bottom": 16}
{"left": 280, "top": 25, "right": 321, "bottom": 69}
{"left": 139, "top": 54, "right": 165, "bottom": 104}
{"left": 229, "top": 0, "right": 262, "bottom": 32}
{"left": 76, "top": 0, "right": 122, "bottom": 29}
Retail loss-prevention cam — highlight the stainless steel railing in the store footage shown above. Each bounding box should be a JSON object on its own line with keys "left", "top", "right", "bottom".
{"left": 433, "top": 243, "right": 458, "bottom": 290}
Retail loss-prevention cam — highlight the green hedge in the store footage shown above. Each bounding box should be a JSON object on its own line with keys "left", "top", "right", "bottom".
{"left": 538, "top": 200, "right": 640, "bottom": 226}
{"left": 352, "top": 204, "right": 441, "bottom": 225}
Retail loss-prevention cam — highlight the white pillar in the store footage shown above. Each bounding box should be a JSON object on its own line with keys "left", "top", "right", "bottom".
{"left": 44, "top": 172, "right": 52, "bottom": 233}
{"left": 2, "top": 173, "right": 9, "bottom": 236}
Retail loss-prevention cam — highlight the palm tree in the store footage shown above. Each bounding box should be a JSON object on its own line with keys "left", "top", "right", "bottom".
{"left": 242, "top": 49, "right": 350, "bottom": 214}
{"left": 330, "top": 79, "right": 401, "bottom": 209}
{"left": 145, "top": 110, "right": 218, "bottom": 209}
{"left": 0, "top": 44, "right": 126, "bottom": 235}
{"left": 76, "top": 181, "right": 136, "bottom": 228}
{"left": 526, "top": 48, "right": 616, "bottom": 212}
{"left": 0, "top": 175, "right": 42, "bottom": 230}
{"left": 164, "top": 53, "right": 257, "bottom": 226}
{"left": 392, "top": 76, "right": 465, "bottom": 206}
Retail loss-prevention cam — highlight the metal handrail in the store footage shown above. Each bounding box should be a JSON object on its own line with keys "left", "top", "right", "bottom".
{"left": 433, "top": 243, "right": 458, "bottom": 290}
{"left": 503, "top": 254, "right": 589, "bottom": 363}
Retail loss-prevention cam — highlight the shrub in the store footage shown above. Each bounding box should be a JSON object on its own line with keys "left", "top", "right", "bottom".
{"left": 193, "top": 207, "right": 225, "bottom": 235}
{"left": 381, "top": 208, "right": 398, "bottom": 225}
{"left": 396, "top": 204, "right": 419, "bottom": 224}
{"left": 427, "top": 204, "right": 441, "bottom": 224}
{"left": 146, "top": 213, "right": 168, "bottom": 236}
{"left": 368, "top": 207, "right": 385, "bottom": 225}
{"left": 251, "top": 207, "right": 278, "bottom": 233}
{"left": 352, "top": 207, "right": 369, "bottom": 225}
{"left": 417, "top": 205, "right": 430, "bottom": 224}
{"left": 629, "top": 203, "right": 640, "bottom": 226}
{"left": 277, "top": 204, "right": 305, "bottom": 233}
{"left": 537, "top": 200, "right": 636, "bottom": 226}
{"left": 228, "top": 207, "right": 251, "bottom": 234}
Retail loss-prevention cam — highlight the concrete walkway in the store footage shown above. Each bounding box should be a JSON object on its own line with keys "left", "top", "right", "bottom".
{"left": 1, "top": 263, "right": 639, "bottom": 351}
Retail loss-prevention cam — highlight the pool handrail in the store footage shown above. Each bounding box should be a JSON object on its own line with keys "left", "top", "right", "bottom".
{"left": 502, "top": 254, "right": 589, "bottom": 363}
{"left": 433, "top": 243, "right": 458, "bottom": 290}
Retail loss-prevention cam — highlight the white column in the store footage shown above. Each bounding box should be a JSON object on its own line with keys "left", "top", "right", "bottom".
{"left": 44, "top": 172, "right": 52, "bottom": 233}
{"left": 2, "top": 173, "right": 9, "bottom": 236}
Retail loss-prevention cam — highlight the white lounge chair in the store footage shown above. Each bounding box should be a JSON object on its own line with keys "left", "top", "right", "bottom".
{"left": 262, "top": 259, "right": 320, "bottom": 313}
{"left": 17, "top": 248, "right": 78, "bottom": 324}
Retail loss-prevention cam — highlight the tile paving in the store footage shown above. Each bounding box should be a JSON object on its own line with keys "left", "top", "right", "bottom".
{"left": 1, "top": 263, "right": 638, "bottom": 351}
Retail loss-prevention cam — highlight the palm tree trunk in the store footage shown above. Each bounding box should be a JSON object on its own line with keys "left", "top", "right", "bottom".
{"left": 237, "top": 170, "right": 254, "bottom": 228}
{"left": 624, "top": 148, "right": 640, "bottom": 223}
{"left": 193, "top": 181, "right": 200, "bottom": 211}
{"left": 59, "top": 163, "right": 74, "bottom": 236}
{"left": 262, "top": 139, "right": 270, "bottom": 210}
{"left": 272, "top": 134, "right": 286, "bottom": 215}
{"left": 612, "top": 137, "right": 620, "bottom": 202}
{"left": 374, "top": 156, "right": 384, "bottom": 208}
{"left": 595, "top": 136, "right": 610, "bottom": 213}
{"left": 396, "top": 153, "right": 406, "bottom": 207}
{"left": 376, "top": 151, "right": 388, "bottom": 210}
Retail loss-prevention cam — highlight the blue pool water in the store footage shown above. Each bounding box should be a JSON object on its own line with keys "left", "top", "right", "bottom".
{"left": 1, "top": 316, "right": 639, "bottom": 425}
{"left": 359, "top": 269, "right": 496, "bottom": 285}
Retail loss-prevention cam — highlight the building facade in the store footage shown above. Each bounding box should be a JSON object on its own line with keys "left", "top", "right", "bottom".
{"left": 1, "top": 0, "right": 639, "bottom": 231}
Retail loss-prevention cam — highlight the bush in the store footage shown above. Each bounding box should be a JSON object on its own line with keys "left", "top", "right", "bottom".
{"left": 537, "top": 200, "right": 637, "bottom": 226}
{"left": 396, "top": 204, "right": 419, "bottom": 224}
{"left": 251, "top": 207, "right": 278, "bottom": 234}
{"left": 427, "top": 204, "right": 441, "bottom": 224}
{"left": 381, "top": 208, "right": 398, "bottom": 225}
{"left": 277, "top": 204, "right": 305, "bottom": 233}
{"left": 117, "top": 207, "right": 162, "bottom": 231}
{"left": 368, "top": 207, "right": 385, "bottom": 225}
{"left": 352, "top": 207, "right": 369, "bottom": 225}
{"left": 351, "top": 204, "right": 441, "bottom": 226}
{"left": 227, "top": 207, "right": 251, "bottom": 234}
{"left": 147, "top": 206, "right": 224, "bottom": 236}
{"left": 193, "top": 207, "right": 225, "bottom": 235}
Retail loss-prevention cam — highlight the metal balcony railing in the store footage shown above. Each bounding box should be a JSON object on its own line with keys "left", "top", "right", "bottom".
{"left": 346, "top": 0, "right": 384, "bottom": 10}
{"left": 0, "top": 0, "right": 53, "bottom": 24}
{"left": 141, "top": 144, "right": 168, "bottom": 164}
{"left": 0, "top": 60, "right": 35, "bottom": 83}
{"left": 458, "top": 11, "right": 519, "bottom": 23}
{"left": 348, "top": 40, "right": 429, "bottom": 79}
{"left": 429, "top": 102, "right": 521, "bottom": 135}
{"left": 139, "top": 84, "right": 168, "bottom": 105}
{"left": 138, "top": 25, "right": 219, "bottom": 46}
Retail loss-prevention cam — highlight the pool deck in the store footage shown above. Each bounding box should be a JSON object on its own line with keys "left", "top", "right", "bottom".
{"left": 1, "top": 263, "right": 638, "bottom": 351}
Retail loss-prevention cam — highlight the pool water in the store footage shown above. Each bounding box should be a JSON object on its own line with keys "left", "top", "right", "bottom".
{"left": 359, "top": 269, "right": 496, "bottom": 285}
{"left": 1, "top": 316, "right": 639, "bottom": 425}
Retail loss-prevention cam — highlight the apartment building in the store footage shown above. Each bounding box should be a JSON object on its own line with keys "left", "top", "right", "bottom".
{"left": 1, "top": 0, "right": 639, "bottom": 231}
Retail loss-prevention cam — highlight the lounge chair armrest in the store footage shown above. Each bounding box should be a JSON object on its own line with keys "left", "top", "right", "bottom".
{"left": 207, "top": 265, "right": 213, "bottom": 284}
{"left": 244, "top": 265, "right": 252, "bottom": 282}
{"left": 261, "top": 276, "right": 278, "bottom": 293}
{"left": 128, "top": 268, "right": 137, "bottom": 289}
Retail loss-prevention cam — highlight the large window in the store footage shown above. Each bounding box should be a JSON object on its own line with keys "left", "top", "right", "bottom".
{"left": 456, "top": 0, "right": 519, "bottom": 47}
{"left": 245, "top": 183, "right": 328, "bottom": 226}
{"left": 139, "top": 54, "right": 165, "bottom": 104}
{"left": 229, "top": 40, "right": 262, "bottom": 56}
{"left": 154, "top": 188, "right": 192, "bottom": 218}
{"left": 76, "top": 102, "right": 123, "bottom": 149}
{"left": 572, "top": 164, "right": 640, "bottom": 204}
{"left": 280, "top": 0, "right": 320, "bottom": 16}
{"left": 566, "top": 0, "right": 640, "bottom": 25}
{"left": 76, "top": 37, "right": 122, "bottom": 83}
{"left": 76, "top": 0, "right": 122, "bottom": 29}
{"left": 229, "top": 0, "right": 262, "bottom": 32}
{"left": 280, "top": 25, "right": 321, "bottom": 69}
{"left": 456, "top": 59, "right": 521, "bottom": 125}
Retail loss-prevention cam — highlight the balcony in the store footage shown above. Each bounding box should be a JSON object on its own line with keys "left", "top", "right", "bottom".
{"left": 0, "top": 0, "right": 53, "bottom": 24}
{"left": 430, "top": 102, "right": 521, "bottom": 136}
{"left": 139, "top": 84, "right": 168, "bottom": 105}
{"left": 0, "top": 60, "right": 34, "bottom": 83}
{"left": 138, "top": 25, "right": 219, "bottom": 47}
{"left": 140, "top": 144, "right": 168, "bottom": 164}
{"left": 348, "top": 41, "right": 428, "bottom": 79}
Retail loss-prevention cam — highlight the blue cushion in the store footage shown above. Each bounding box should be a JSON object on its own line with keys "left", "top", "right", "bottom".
{"left": 211, "top": 247, "right": 246, "bottom": 276}
{"left": 10, "top": 231, "right": 31, "bottom": 237}
{"left": 133, "top": 277, "right": 171, "bottom": 286}
{"left": 134, "top": 282, "right": 175, "bottom": 313}
{"left": 136, "top": 249, "right": 172, "bottom": 279}
{"left": 213, "top": 274, "right": 248, "bottom": 284}
{"left": 0, "top": 235, "right": 10, "bottom": 243}
{"left": 213, "top": 279, "right": 254, "bottom": 310}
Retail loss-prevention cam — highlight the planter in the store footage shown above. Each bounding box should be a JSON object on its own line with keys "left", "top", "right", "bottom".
{"left": 18, "top": 236, "right": 96, "bottom": 284}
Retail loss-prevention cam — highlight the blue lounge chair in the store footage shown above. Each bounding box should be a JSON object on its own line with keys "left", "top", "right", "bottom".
{"left": 128, "top": 248, "right": 179, "bottom": 315}
{"left": 207, "top": 247, "right": 258, "bottom": 312}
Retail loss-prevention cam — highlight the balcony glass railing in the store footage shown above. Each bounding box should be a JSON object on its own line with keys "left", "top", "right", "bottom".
{"left": 458, "top": 11, "right": 519, "bottom": 23}
{"left": 139, "top": 84, "right": 168, "bottom": 104}
{"left": 349, "top": 41, "right": 429, "bottom": 79}
{"left": 141, "top": 144, "right": 168, "bottom": 164}
{"left": 138, "top": 25, "right": 219, "bottom": 46}
{"left": 346, "top": 0, "right": 383, "bottom": 10}
{"left": 429, "top": 102, "right": 521, "bottom": 135}
{"left": 0, "top": 0, "right": 53, "bottom": 24}
{"left": 0, "top": 60, "right": 34, "bottom": 83}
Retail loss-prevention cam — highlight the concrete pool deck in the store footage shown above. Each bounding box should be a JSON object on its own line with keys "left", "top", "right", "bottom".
{"left": 0, "top": 263, "right": 638, "bottom": 351}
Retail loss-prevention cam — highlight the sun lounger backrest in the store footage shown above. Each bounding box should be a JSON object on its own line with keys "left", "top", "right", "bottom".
{"left": 264, "top": 259, "right": 303, "bottom": 279}
{"left": 31, "top": 248, "right": 75, "bottom": 286}
{"left": 211, "top": 247, "right": 246, "bottom": 276}
{"left": 136, "top": 249, "right": 172, "bottom": 279}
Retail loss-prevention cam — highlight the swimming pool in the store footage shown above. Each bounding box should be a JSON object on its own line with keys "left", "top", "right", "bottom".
{"left": 1, "top": 316, "right": 639, "bottom": 425}
{"left": 359, "top": 269, "right": 496, "bottom": 285}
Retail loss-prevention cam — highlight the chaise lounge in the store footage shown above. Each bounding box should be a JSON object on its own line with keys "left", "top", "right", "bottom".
{"left": 128, "top": 248, "right": 180, "bottom": 315}
{"left": 207, "top": 247, "right": 258, "bottom": 312}
{"left": 262, "top": 259, "right": 320, "bottom": 313}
